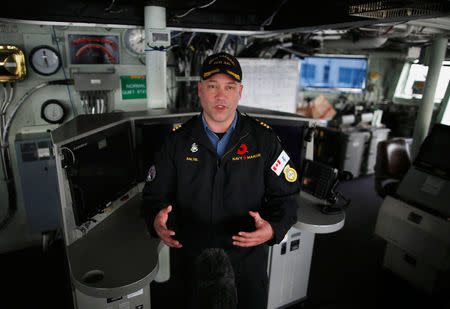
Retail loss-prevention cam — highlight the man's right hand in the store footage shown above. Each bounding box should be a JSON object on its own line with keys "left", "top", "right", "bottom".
{"left": 153, "top": 205, "right": 182, "bottom": 248}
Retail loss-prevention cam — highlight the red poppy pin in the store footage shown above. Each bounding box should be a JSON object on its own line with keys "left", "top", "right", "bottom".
{"left": 237, "top": 144, "right": 247, "bottom": 155}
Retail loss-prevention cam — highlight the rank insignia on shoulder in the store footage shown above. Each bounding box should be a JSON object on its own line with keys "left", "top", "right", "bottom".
{"left": 283, "top": 164, "right": 298, "bottom": 182}
{"left": 146, "top": 165, "right": 156, "bottom": 182}
{"left": 257, "top": 119, "right": 271, "bottom": 129}
{"left": 172, "top": 124, "right": 183, "bottom": 132}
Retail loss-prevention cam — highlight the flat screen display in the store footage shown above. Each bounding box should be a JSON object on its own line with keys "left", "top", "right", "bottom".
{"left": 135, "top": 115, "right": 309, "bottom": 184}
{"left": 134, "top": 115, "right": 193, "bottom": 183}
{"left": 299, "top": 56, "right": 367, "bottom": 91}
{"left": 260, "top": 117, "right": 309, "bottom": 174}
{"left": 135, "top": 122, "right": 174, "bottom": 183}
{"left": 414, "top": 123, "right": 450, "bottom": 179}
{"left": 65, "top": 122, "right": 137, "bottom": 226}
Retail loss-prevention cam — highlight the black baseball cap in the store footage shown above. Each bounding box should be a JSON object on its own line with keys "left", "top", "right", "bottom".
{"left": 201, "top": 52, "right": 242, "bottom": 82}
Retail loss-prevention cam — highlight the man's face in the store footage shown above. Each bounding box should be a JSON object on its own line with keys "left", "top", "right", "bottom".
{"left": 198, "top": 73, "right": 243, "bottom": 132}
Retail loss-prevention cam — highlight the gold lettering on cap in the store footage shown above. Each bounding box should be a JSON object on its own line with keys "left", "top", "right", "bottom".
{"left": 208, "top": 55, "right": 236, "bottom": 65}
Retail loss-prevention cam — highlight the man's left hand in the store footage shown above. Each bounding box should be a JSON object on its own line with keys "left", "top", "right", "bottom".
{"left": 232, "top": 211, "right": 274, "bottom": 247}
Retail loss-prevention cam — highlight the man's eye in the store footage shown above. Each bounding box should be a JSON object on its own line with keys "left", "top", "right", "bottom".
{"left": 227, "top": 86, "right": 235, "bottom": 90}
{"left": 208, "top": 85, "right": 216, "bottom": 89}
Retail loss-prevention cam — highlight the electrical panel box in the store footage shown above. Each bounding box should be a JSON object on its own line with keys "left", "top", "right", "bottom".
{"left": 267, "top": 226, "right": 315, "bottom": 309}
{"left": 73, "top": 73, "right": 119, "bottom": 91}
{"left": 383, "top": 243, "right": 450, "bottom": 295}
{"left": 375, "top": 196, "right": 450, "bottom": 271}
{"left": 14, "top": 133, "right": 61, "bottom": 233}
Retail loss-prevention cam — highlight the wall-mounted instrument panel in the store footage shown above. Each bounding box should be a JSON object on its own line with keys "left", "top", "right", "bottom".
{"left": 68, "top": 34, "right": 120, "bottom": 65}
{"left": 0, "top": 45, "right": 26, "bottom": 82}
{"left": 29, "top": 45, "right": 61, "bottom": 76}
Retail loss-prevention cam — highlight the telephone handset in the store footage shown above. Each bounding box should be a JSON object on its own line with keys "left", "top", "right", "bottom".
{"left": 300, "top": 159, "right": 352, "bottom": 214}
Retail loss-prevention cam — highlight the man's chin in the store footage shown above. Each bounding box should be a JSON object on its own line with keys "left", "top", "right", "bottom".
{"left": 213, "top": 114, "right": 232, "bottom": 123}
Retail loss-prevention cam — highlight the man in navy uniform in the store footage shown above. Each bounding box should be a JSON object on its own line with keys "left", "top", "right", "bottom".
{"left": 143, "top": 52, "right": 300, "bottom": 309}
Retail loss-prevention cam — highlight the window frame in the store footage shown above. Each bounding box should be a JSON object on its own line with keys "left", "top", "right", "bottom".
{"left": 393, "top": 61, "right": 450, "bottom": 105}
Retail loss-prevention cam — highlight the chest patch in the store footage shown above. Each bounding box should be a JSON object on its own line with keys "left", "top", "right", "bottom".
{"left": 271, "top": 150, "right": 290, "bottom": 176}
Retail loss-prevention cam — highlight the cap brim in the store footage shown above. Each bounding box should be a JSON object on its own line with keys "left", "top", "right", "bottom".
{"left": 203, "top": 69, "right": 241, "bottom": 82}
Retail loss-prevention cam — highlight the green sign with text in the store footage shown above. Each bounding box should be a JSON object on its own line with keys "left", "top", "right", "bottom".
{"left": 120, "top": 75, "right": 147, "bottom": 100}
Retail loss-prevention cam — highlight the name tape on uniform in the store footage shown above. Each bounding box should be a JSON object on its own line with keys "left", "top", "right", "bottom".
{"left": 271, "top": 150, "right": 290, "bottom": 176}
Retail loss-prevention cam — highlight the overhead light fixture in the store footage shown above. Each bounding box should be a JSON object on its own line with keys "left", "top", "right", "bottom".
{"left": 349, "top": 1, "right": 447, "bottom": 19}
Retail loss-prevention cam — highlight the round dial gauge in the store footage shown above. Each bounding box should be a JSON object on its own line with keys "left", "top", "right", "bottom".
{"left": 123, "top": 28, "right": 146, "bottom": 56}
{"left": 41, "top": 100, "right": 66, "bottom": 124}
{"left": 29, "top": 45, "right": 61, "bottom": 76}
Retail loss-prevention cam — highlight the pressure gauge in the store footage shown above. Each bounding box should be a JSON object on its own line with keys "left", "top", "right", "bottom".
{"left": 123, "top": 28, "right": 146, "bottom": 56}
{"left": 29, "top": 46, "right": 61, "bottom": 76}
{"left": 41, "top": 100, "right": 66, "bottom": 124}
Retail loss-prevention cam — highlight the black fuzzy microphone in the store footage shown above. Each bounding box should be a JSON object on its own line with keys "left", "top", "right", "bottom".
{"left": 193, "top": 248, "right": 238, "bottom": 309}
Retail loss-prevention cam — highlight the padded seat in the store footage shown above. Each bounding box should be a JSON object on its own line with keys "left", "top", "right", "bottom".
{"left": 374, "top": 138, "right": 412, "bottom": 198}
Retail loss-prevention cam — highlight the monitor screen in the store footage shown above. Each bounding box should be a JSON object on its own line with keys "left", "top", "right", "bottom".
{"left": 64, "top": 122, "right": 137, "bottom": 226}
{"left": 135, "top": 115, "right": 309, "bottom": 183}
{"left": 134, "top": 115, "right": 194, "bottom": 183}
{"left": 300, "top": 159, "right": 338, "bottom": 200}
{"left": 414, "top": 123, "right": 450, "bottom": 179}
{"left": 298, "top": 56, "right": 367, "bottom": 91}
{"left": 135, "top": 122, "right": 174, "bottom": 183}
{"left": 259, "top": 117, "right": 309, "bottom": 174}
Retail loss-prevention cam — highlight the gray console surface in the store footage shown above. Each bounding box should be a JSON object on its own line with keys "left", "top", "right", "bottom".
{"left": 295, "top": 191, "right": 345, "bottom": 234}
{"left": 67, "top": 193, "right": 160, "bottom": 298}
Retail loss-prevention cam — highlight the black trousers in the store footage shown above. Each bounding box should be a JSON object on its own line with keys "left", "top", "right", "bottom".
{"left": 170, "top": 246, "right": 269, "bottom": 309}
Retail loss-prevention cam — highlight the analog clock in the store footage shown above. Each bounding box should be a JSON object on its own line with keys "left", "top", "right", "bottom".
{"left": 123, "top": 28, "right": 146, "bottom": 57}
{"left": 41, "top": 100, "right": 66, "bottom": 124}
{"left": 29, "top": 45, "right": 61, "bottom": 76}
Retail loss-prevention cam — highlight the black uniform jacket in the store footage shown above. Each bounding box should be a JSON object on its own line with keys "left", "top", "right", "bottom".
{"left": 142, "top": 111, "right": 300, "bottom": 260}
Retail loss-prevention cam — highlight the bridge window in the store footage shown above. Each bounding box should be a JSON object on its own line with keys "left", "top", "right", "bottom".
{"left": 393, "top": 61, "right": 450, "bottom": 104}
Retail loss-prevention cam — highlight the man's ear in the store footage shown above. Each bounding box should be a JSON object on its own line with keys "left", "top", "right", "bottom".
{"left": 198, "top": 81, "right": 202, "bottom": 97}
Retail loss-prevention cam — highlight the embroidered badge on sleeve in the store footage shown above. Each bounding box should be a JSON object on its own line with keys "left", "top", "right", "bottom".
{"left": 146, "top": 165, "right": 156, "bottom": 182}
{"left": 271, "top": 150, "right": 290, "bottom": 176}
{"left": 283, "top": 164, "right": 298, "bottom": 182}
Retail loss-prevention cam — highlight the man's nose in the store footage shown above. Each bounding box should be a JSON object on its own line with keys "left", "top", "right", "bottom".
{"left": 215, "top": 86, "right": 225, "bottom": 98}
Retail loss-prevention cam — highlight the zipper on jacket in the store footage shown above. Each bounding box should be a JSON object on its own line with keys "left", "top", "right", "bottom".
{"left": 210, "top": 131, "right": 249, "bottom": 245}
{"left": 221, "top": 131, "right": 250, "bottom": 162}
{"left": 216, "top": 132, "right": 248, "bottom": 169}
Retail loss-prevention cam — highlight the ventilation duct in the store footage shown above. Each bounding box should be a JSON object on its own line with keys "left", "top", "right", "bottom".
{"left": 322, "top": 37, "right": 388, "bottom": 50}
{"left": 349, "top": 1, "right": 447, "bottom": 19}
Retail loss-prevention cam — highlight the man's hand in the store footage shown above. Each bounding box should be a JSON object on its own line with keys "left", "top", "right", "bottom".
{"left": 153, "top": 205, "right": 182, "bottom": 248}
{"left": 232, "top": 211, "right": 274, "bottom": 247}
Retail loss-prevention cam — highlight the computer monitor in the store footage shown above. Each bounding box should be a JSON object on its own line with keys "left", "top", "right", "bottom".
{"left": 135, "top": 114, "right": 310, "bottom": 183}
{"left": 298, "top": 56, "right": 368, "bottom": 92}
{"left": 258, "top": 116, "right": 309, "bottom": 174}
{"left": 414, "top": 123, "right": 450, "bottom": 179}
{"left": 134, "top": 115, "right": 193, "bottom": 183}
{"left": 63, "top": 121, "right": 138, "bottom": 226}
